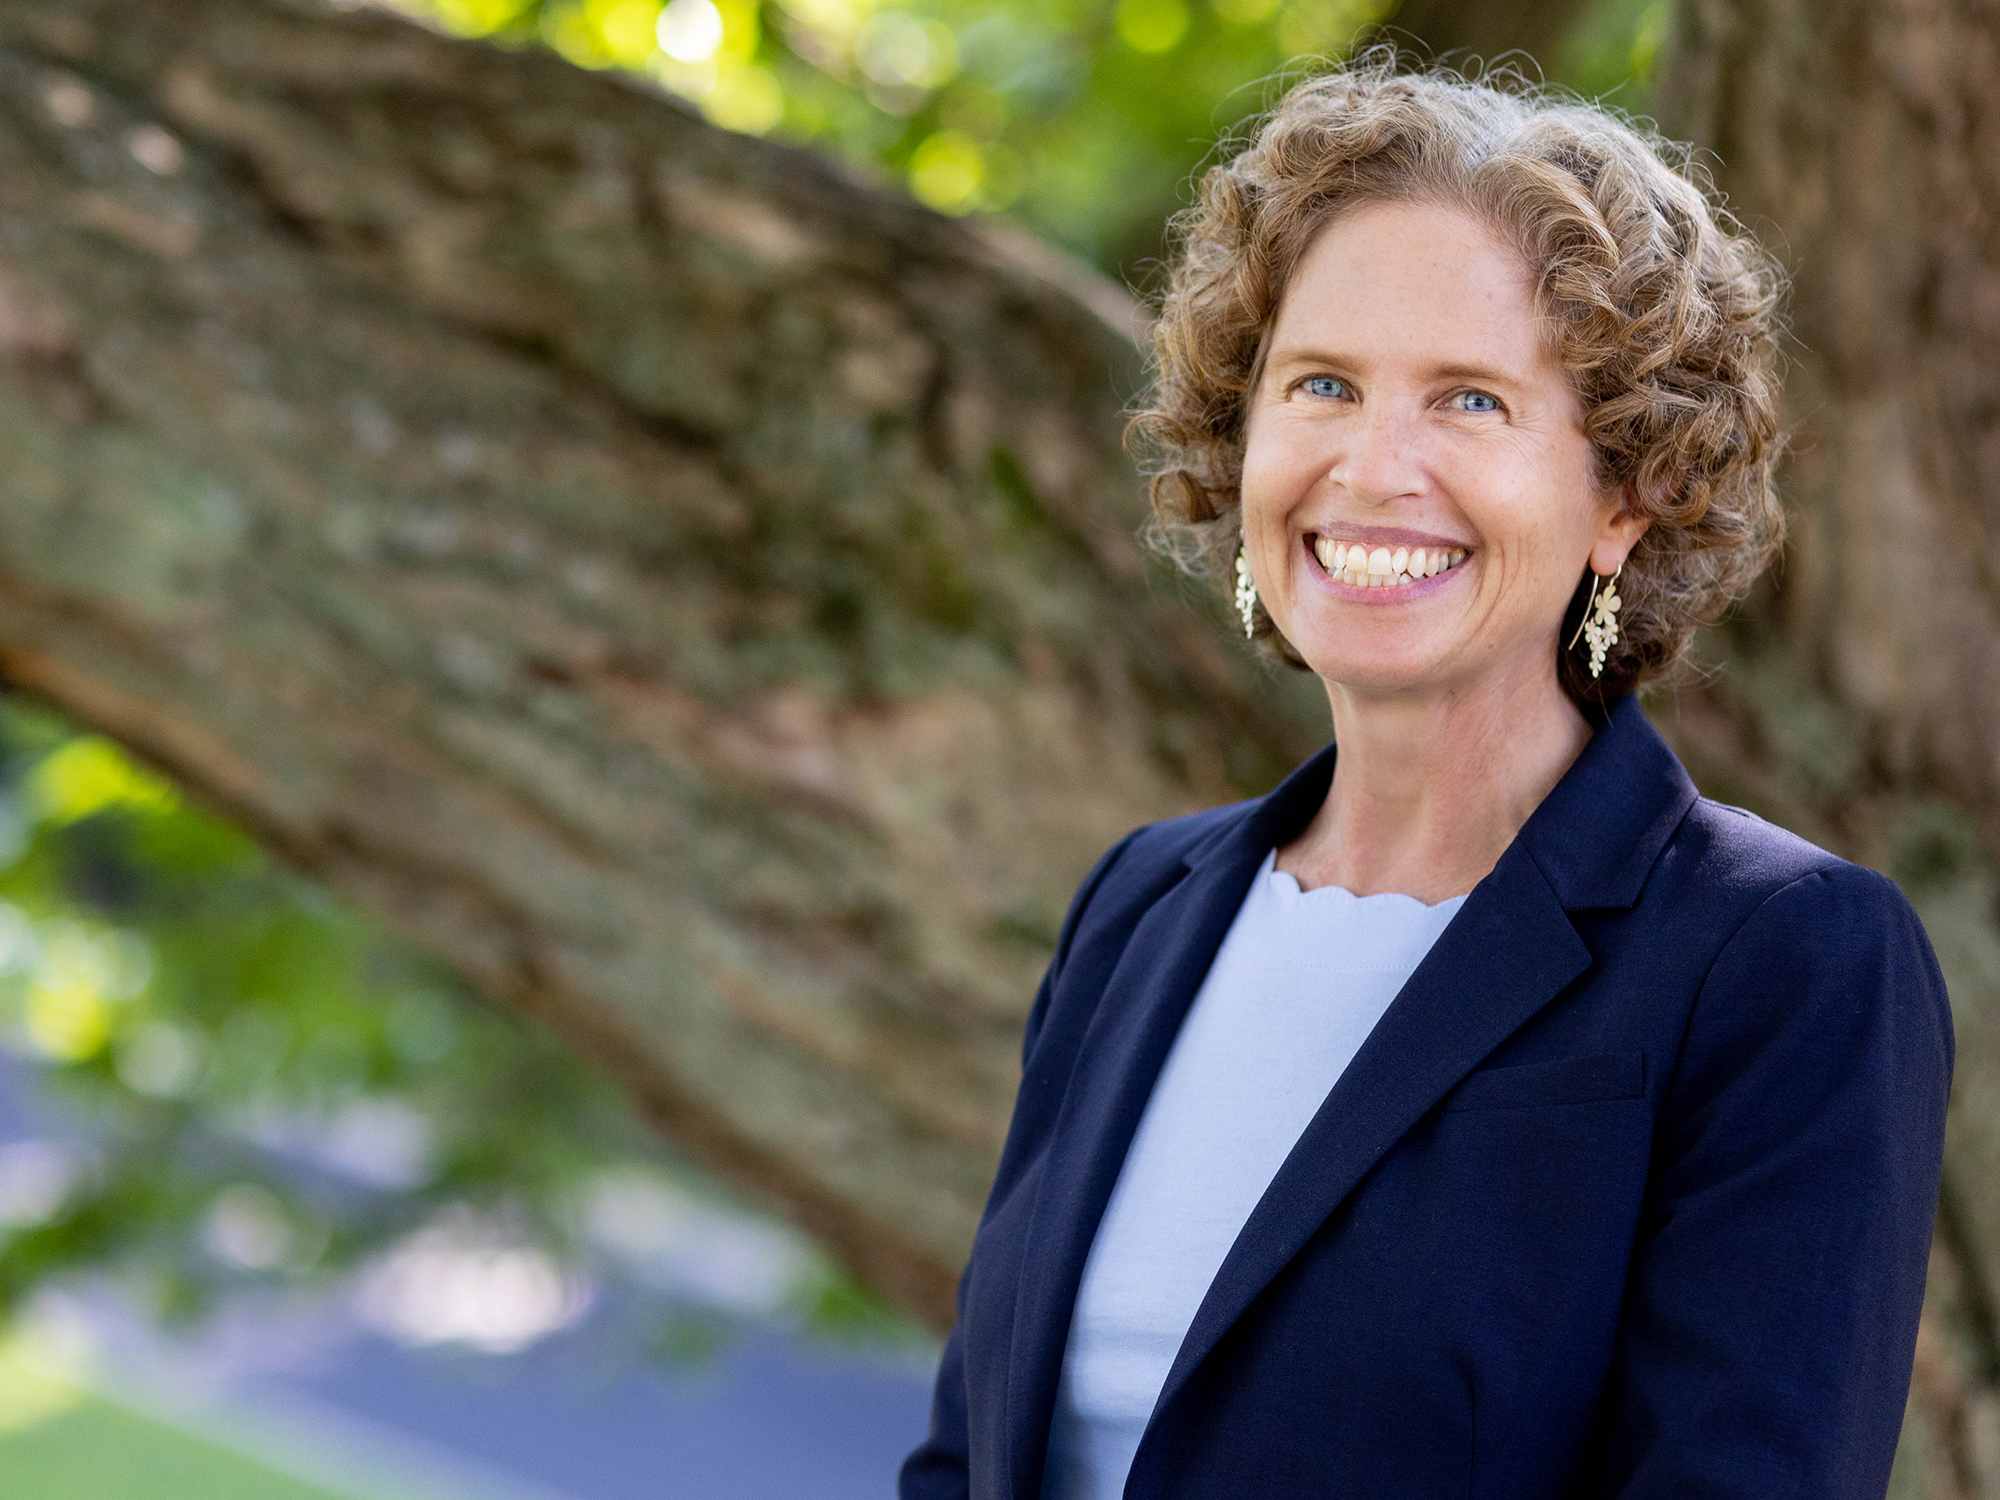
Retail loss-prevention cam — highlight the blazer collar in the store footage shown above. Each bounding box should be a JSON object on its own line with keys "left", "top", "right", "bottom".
{"left": 1184, "top": 691, "right": 1697, "bottom": 912}
{"left": 1514, "top": 693, "right": 1698, "bottom": 909}
{"left": 1005, "top": 694, "right": 1697, "bottom": 1499}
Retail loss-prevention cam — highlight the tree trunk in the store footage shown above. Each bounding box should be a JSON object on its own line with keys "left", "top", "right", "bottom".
{"left": 1658, "top": 0, "right": 2000, "bottom": 1490}
{"left": 1385, "top": 0, "right": 1597, "bottom": 75}
{"left": 0, "top": 0, "right": 1325, "bottom": 1329}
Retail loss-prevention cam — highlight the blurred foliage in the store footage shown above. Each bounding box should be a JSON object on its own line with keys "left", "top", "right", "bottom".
{"left": 0, "top": 0, "right": 1668, "bottom": 1352}
{"left": 0, "top": 699, "right": 881, "bottom": 1356}
{"left": 396, "top": 0, "right": 1670, "bottom": 279}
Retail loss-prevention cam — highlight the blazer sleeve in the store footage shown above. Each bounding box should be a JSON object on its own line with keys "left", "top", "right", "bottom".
{"left": 898, "top": 826, "right": 1143, "bottom": 1500}
{"left": 1585, "top": 864, "right": 1954, "bottom": 1499}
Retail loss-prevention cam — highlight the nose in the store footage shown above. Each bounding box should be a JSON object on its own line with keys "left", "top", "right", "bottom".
{"left": 1339, "top": 399, "right": 1428, "bottom": 506}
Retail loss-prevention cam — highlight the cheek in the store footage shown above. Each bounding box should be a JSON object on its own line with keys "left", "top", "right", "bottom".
{"left": 1485, "top": 429, "right": 1595, "bottom": 514}
{"left": 1236, "top": 434, "right": 1286, "bottom": 526}
{"left": 1239, "top": 409, "right": 1321, "bottom": 509}
{"left": 1450, "top": 458, "right": 1600, "bottom": 610}
{"left": 1236, "top": 438, "right": 1306, "bottom": 576}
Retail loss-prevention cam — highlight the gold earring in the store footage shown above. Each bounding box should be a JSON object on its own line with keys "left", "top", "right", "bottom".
{"left": 1234, "top": 543, "right": 1258, "bottom": 640}
{"left": 1566, "top": 562, "right": 1622, "bottom": 679}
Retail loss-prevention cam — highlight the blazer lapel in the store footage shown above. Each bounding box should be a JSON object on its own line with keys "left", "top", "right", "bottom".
{"left": 1145, "top": 839, "right": 1591, "bottom": 1424}
{"left": 1142, "top": 694, "right": 1697, "bottom": 1434}
{"left": 1002, "top": 746, "right": 1341, "bottom": 1500}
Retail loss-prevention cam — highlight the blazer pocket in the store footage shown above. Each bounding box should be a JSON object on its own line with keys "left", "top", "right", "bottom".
{"left": 1442, "top": 1052, "right": 1646, "bottom": 1113}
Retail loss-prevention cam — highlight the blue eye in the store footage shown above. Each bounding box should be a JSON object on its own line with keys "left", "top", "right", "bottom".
{"left": 1304, "top": 376, "right": 1348, "bottom": 399}
{"left": 1453, "top": 390, "right": 1501, "bottom": 413}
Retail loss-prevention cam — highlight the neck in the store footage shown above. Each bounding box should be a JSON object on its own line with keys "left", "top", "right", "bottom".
{"left": 1276, "top": 651, "right": 1593, "bottom": 903}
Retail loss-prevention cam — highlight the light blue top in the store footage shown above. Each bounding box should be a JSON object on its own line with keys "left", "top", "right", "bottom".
{"left": 1040, "top": 850, "right": 1467, "bottom": 1500}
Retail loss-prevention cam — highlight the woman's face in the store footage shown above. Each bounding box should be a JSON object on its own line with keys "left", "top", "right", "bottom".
{"left": 1240, "top": 199, "right": 1646, "bottom": 703}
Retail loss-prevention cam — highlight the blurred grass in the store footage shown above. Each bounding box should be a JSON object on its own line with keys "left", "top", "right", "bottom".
{"left": 0, "top": 1397, "right": 368, "bottom": 1500}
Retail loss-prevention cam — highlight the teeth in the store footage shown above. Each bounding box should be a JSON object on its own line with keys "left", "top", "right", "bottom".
{"left": 1316, "top": 539, "right": 1469, "bottom": 589}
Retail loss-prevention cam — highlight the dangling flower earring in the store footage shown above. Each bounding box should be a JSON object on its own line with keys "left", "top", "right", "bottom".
{"left": 1566, "top": 562, "right": 1623, "bottom": 679}
{"left": 1234, "top": 543, "right": 1258, "bottom": 640}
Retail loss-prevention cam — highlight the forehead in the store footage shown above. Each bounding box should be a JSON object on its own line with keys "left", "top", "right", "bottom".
{"left": 1266, "top": 199, "right": 1549, "bottom": 371}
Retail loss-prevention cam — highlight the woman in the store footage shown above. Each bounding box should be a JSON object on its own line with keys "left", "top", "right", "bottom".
{"left": 902, "top": 61, "right": 1951, "bottom": 1500}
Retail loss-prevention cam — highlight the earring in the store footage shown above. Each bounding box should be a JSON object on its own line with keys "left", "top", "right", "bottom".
{"left": 1566, "top": 562, "right": 1623, "bottom": 679}
{"left": 1234, "top": 543, "right": 1258, "bottom": 639}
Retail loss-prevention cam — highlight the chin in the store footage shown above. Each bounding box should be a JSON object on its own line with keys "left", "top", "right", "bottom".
{"left": 1290, "top": 637, "right": 1453, "bottom": 697}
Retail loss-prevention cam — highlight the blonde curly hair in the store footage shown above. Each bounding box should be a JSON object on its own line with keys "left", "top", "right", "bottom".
{"left": 1132, "top": 54, "right": 1786, "bottom": 702}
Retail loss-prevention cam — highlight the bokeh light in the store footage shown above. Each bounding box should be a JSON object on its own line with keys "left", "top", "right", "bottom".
{"left": 658, "top": 0, "right": 726, "bottom": 60}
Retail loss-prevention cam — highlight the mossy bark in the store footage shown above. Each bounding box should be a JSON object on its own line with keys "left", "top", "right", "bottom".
{"left": 0, "top": 0, "right": 1323, "bottom": 1328}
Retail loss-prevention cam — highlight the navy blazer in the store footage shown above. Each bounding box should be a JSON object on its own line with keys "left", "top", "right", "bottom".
{"left": 901, "top": 695, "right": 1953, "bottom": 1499}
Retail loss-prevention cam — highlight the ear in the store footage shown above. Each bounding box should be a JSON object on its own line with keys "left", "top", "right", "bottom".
{"left": 1589, "top": 486, "right": 1650, "bottom": 575}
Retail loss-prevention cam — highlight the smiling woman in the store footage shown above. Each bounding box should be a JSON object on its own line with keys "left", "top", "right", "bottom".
{"left": 1248, "top": 203, "right": 1626, "bottom": 666}
{"left": 1142, "top": 61, "right": 1784, "bottom": 710}
{"left": 902, "top": 57, "right": 1953, "bottom": 1500}
{"left": 1238, "top": 197, "right": 1657, "bottom": 899}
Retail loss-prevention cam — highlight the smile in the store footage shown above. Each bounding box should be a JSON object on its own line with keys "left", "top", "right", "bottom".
{"left": 1311, "top": 536, "right": 1469, "bottom": 589}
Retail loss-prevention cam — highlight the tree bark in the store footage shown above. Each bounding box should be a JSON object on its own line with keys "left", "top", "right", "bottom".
{"left": 1658, "top": 0, "right": 2000, "bottom": 1490}
{"left": 1385, "top": 0, "right": 1598, "bottom": 76}
{"left": 0, "top": 0, "right": 1324, "bottom": 1329}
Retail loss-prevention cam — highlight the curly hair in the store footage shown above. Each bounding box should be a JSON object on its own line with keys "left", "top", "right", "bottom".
{"left": 1132, "top": 53, "right": 1786, "bottom": 703}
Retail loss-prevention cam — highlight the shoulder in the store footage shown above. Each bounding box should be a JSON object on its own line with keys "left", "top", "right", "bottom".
{"left": 1656, "top": 800, "right": 1951, "bottom": 1098}
{"left": 1018, "top": 797, "right": 1257, "bottom": 1071}
{"left": 1653, "top": 796, "right": 1912, "bottom": 946}
{"left": 1106, "top": 798, "right": 1254, "bottom": 883}
{"left": 1673, "top": 795, "right": 1842, "bottom": 892}
{"left": 1050, "top": 799, "right": 1252, "bottom": 960}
